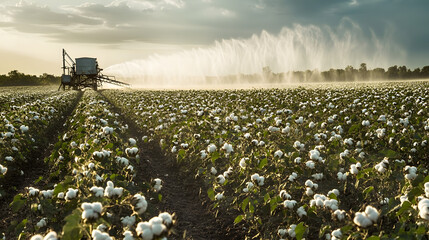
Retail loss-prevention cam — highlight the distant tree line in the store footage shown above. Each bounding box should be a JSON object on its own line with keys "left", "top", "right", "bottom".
{"left": 261, "top": 63, "right": 429, "bottom": 83}
{"left": 0, "top": 70, "right": 60, "bottom": 86}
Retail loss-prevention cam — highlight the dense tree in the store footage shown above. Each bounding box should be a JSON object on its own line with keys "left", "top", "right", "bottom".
{"left": 0, "top": 70, "right": 60, "bottom": 86}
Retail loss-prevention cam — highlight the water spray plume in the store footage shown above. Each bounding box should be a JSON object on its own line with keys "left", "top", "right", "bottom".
{"left": 105, "top": 19, "right": 405, "bottom": 88}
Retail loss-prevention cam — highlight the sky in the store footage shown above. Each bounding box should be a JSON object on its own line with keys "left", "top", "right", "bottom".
{"left": 0, "top": 0, "right": 428, "bottom": 76}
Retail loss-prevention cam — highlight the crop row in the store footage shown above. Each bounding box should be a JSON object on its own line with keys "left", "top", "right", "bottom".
{"left": 0, "top": 90, "right": 80, "bottom": 198}
{"left": 104, "top": 81, "right": 428, "bottom": 239}
{"left": 7, "top": 90, "right": 173, "bottom": 240}
{"left": 0, "top": 88, "right": 63, "bottom": 111}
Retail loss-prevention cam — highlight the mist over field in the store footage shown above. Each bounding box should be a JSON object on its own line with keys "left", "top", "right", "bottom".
{"left": 104, "top": 20, "right": 405, "bottom": 88}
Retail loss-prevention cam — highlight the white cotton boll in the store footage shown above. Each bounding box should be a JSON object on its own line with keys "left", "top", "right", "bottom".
{"left": 123, "top": 230, "right": 134, "bottom": 240}
{"left": 288, "top": 172, "right": 298, "bottom": 182}
{"left": 297, "top": 206, "right": 307, "bottom": 217}
{"left": 70, "top": 141, "right": 77, "bottom": 148}
{"left": 28, "top": 187, "right": 40, "bottom": 196}
{"left": 309, "top": 149, "right": 321, "bottom": 161}
{"left": 121, "top": 215, "right": 136, "bottom": 227}
{"left": 257, "top": 176, "right": 265, "bottom": 186}
{"left": 305, "top": 160, "right": 315, "bottom": 169}
{"left": 288, "top": 224, "right": 297, "bottom": 237}
{"left": 114, "top": 187, "right": 124, "bottom": 197}
{"left": 217, "top": 175, "right": 226, "bottom": 184}
{"left": 365, "top": 206, "right": 380, "bottom": 222}
{"left": 278, "top": 228, "right": 287, "bottom": 236}
{"left": 30, "top": 235, "right": 43, "bottom": 240}
{"left": 328, "top": 189, "right": 340, "bottom": 197}
{"left": 36, "top": 218, "right": 47, "bottom": 228}
{"left": 405, "top": 172, "right": 417, "bottom": 180}
{"left": 88, "top": 162, "right": 95, "bottom": 169}
{"left": 44, "top": 231, "right": 58, "bottom": 240}
{"left": 171, "top": 146, "right": 177, "bottom": 153}
{"left": 133, "top": 194, "right": 148, "bottom": 214}
{"left": 306, "top": 187, "right": 314, "bottom": 196}
{"left": 57, "top": 192, "right": 65, "bottom": 199}
{"left": 91, "top": 229, "right": 112, "bottom": 240}
{"left": 129, "top": 138, "right": 137, "bottom": 146}
{"left": 207, "top": 144, "right": 217, "bottom": 153}
{"left": 418, "top": 198, "right": 429, "bottom": 220}
{"left": 380, "top": 197, "right": 390, "bottom": 205}
{"left": 283, "top": 200, "right": 297, "bottom": 209}
{"left": 279, "top": 190, "right": 291, "bottom": 200}
{"left": 251, "top": 173, "right": 260, "bottom": 181}
{"left": 239, "top": 158, "right": 248, "bottom": 169}
{"left": 103, "top": 126, "right": 114, "bottom": 135}
{"left": 350, "top": 164, "right": 359, "bottom": 175}
{"left": 312, "top": 173, "right": 323, "bottom": 180}
{"left": 215, "top": 193, "right": 224, "bottom": 200}
{"left": 210, "top": 167, "right": 217, "bottom": 175}
{"left": 334, "top": 210, "right": 345, "bottom": 221}
{"left": 5, "top": 156, "right": 13, "bottom": 162}
{"left": 337, "top": 172, "right": 347, "bottom": 181}
{"left": 159, "top": 212, "right": 173, "bottom": 226}
{"left": 154, "top": 184, "right": 162, "bottom": 192}
{"left": 151, "top": 223, "right": 166, "bottom": 236}
{"left": 200, "top": 150, "right": 208, "bottom": 159}
{"left": 81, "top": 202, "right": 103, "bottom": 220}
{"left": 222, "top": 143, "right": 233, "bottom": 154}
{"left": 274, "top": 150, "right": 284, "bottom": 158}
{"left": 305, "top": 179, "right": 314, "bottom": 188}
{"left": 332, "top": 229, "right": 342, "bottom": 239}
{"left": 41, "top": 190, "right": 54, "bottom": 199}
{"left": 353, "top": 212, "right": 373, "bottom": 228}
{"left": 20, "top": 125, "right": 29, "bottom": 133}
{"left": 294, "top": 157, "right": 301, "bottom": 164}
{"left": 65, "top": 188, "right": 78, "bottom": 200}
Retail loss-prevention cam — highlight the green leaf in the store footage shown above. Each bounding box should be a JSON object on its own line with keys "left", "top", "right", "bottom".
{"left": 211, "top": 152, "right": 220, "bottom": 163}
{"left": 295, "top": 222, "right": 306, "bottom": 240}
{"left": 234, "top": 215, "right": 244, "bottom": 224}
{"left": 270, "top": 197, "right": 278, "bottom": 215}
{"left": 363, "top": 186, "right": 374, "bottom": 199}
{"left": 207, "top": 188, "right": 215, "bottom": 201}
{"left": 328, "top": 193, "right": 337, "bottom": 200}
{"left": 105, "top": 143, "right": 114, "bottom": 149}
{"left": 258, "top": 158, "right": 268, "bottom": 169}
{"left": 34, "top": 176, "right": 43, "bottom": 184}
{"left": 423, "top": 175, "right": 429, "bottom": 184}
{"left": 15, "top": 219, "right": 27, "bottom": 235}
{"left": 367, "top": 236, "right": 380, "bottom": 240}
{"left": 249, "top": 202, "right": 255, "bottom": 213}
{"left": 241, "top": 197, "right": 250, "bottom": 212}
{"left": 10, "top": 194, "right": 26, "bottom": 213}
{"left": 380, "top": 149, "right": 399, "bottom": 158}
{"left": 178, "top": 149, "right": 186, "bottom": 160}
{"left": 158, "top": 194, "right": 162, "bottom": 202}
{"left": 62, "top": 209, "right": 83, "bottom": 240}
{"left": 264, "top": 193, "right": 270, "bottom": 203}
{"left": 340, "top": 225, "right": 353, "bottom": 234}
{"left": 396, "top": 201, "right": 412, "bottom": 217}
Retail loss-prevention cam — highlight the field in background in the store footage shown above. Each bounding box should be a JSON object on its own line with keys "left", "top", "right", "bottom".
{"left": 0, "top": 81, "right": 428, "bottom": 239}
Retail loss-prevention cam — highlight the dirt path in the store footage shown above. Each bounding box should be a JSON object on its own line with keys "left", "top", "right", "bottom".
{"left": 0, "top": 91, "right": 83, "bottom": 237}
{"left": 101, "top": 92, "right": 242, "bottom": 240}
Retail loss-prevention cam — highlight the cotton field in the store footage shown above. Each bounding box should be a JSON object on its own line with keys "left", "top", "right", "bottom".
{"left": 0, "top": 81, "right": 428, "bottom": 239}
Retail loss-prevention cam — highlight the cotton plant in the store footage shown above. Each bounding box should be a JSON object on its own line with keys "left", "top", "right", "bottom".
{"left": 153, "top": 178, "right": 162, "bottom": 192}
{"left": 353, "top": 206, "right": 379, "bottom": 228}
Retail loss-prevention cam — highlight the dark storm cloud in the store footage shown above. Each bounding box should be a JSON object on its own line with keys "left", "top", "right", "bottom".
{"left": 0, "top": 0, "right": 428, "bottom": 66}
